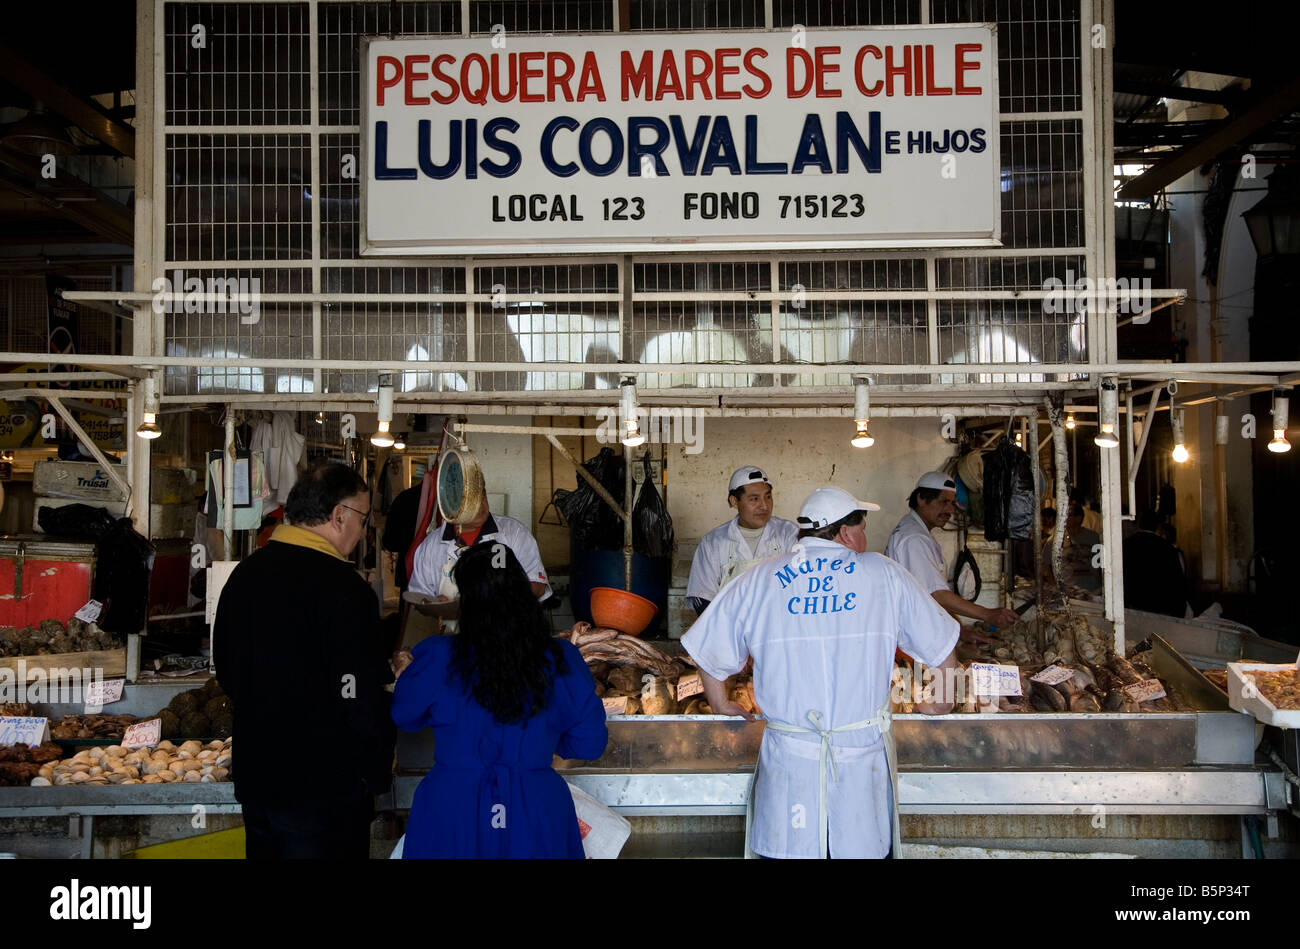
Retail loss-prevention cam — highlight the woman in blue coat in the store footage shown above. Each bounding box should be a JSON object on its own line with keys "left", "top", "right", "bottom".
{"left": 393, "top": 542, "right": 608, "bottom": 858}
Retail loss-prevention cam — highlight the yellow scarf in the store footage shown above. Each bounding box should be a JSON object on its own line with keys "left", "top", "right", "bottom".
{"left": 269, "top": 524, "right": 346, "bottom": 561}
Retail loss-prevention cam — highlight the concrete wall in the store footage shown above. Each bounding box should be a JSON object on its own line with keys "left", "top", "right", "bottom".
{"left": 663, "top": 416, "right": 961, "bottom": 565}
{"left": 463, "top": 415, "right": 534, "bottom": 528}
{"left": 1166, "top": 158, "right": 1264, "bottom": 596}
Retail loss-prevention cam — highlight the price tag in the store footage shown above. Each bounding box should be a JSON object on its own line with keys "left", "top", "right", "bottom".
{"left": 122, "top": 718, "right": 161, "bottom": 749}
{"left": 74, "top": 600, "right": 103, "bottom": 623}
{"left": 969, "top": 663, "right": 1023, "bottom": 697}
{"left": 1123, "top": 679, "right": 1167, "bottom": 702}
{"left": 0, "top": 716, "right": 49, "bottom": 746}
{"left": 602, "top": 696, "right": 629, "bottom": 716}
{"left": 83, "top": 677, "right": 125, "bottom": 712}
{"left": 675, "top": 673, "right": 703, "bottom": 700}
{"left": 1031, "top": 664, "right": 1075, "bottom": 686}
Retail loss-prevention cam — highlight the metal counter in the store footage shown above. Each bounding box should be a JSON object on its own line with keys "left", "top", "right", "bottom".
{"left": 390, "top": 633, "right": 1290, "bottom": 827}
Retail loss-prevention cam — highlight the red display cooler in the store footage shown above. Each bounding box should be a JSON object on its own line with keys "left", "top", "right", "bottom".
{"left": 0, "top": 537, "right": 96, "bottom": 626}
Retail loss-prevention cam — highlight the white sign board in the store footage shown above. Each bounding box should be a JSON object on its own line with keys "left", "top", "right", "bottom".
{"left": 122, "top": 719, "right": 162, "bottom": 750}
{"left": 0, "top": 717, "right": 49, "bottom": 746}
{"left": 362, "top": 27, "right": 1000, "bottom": 255}
{"left": 969, "top": 662, "right": 1022, "bottom": 697}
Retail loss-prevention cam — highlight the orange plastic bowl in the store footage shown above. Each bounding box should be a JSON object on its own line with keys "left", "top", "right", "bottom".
{"left": 589, "top": 587, "right": 659, "bottom": 637}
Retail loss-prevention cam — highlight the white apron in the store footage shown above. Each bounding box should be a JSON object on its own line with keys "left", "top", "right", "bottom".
{"left": 718, "top": 535, "right": 783, "bottom": 590}
{"left": 743, "top": 703, "right": 901, "bottom": 860}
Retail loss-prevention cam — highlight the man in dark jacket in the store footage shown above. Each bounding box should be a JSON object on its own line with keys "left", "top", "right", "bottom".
{"left": 215, "top": 462, "right": 397, "bottom": 858}
{"left": 1122, "top": 510, "right": 1189, "bottom": 618}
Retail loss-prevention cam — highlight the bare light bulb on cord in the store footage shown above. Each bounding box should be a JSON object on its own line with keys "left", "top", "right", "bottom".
{"left": 850, "top": 378, "right": 874, "bottom": 448}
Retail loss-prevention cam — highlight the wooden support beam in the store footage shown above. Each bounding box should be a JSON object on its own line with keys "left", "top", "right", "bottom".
{"left": 0, "top": 41, "right": 136, "bottom": 158}
{"left": 1117, "top": 76, "right": 1300, "bottom": 199}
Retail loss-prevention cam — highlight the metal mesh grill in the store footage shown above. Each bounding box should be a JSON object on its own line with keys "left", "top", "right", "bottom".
{"left": 470, "top": 0, "right": 614, "bottom": 32}
{"left": 318, "top": 2, "right": 461, "bottom": 126}
{"left": 321, "top": 133, "right": 361, "bottom": 258}
{"left": 166, "top": 134, "right": 312, "bottom": 260}
{"left": 937, "top": 298, "right": 1085, "bottom": 382}
{"left": 629, "top": 0, "right": 765, "bottom": 30}
{"left": 772, "top": 0, "right": 922, "bottom": 26}
{"left": 0, "top": 276, "right": 118, "bottom": 356}
{"left": 165, "top": 3, "right": 312, "bottom": 126}
{"left": 1000, "top": 120, "right": 1084, "bottom": 248}
{"left": 156, "top": 0, "right": 1096, "bottom": 397}
{"left": 473, "top": 264, "right": 620, "bottom": 391}
{"left": 931, "top": 0, "right": 1082, "bottom": 113}
{"left": 937, "top": 254, "right": 1085, "bottom": 289}
{"left": 779, "top": 258, "right": 926, "bottom": 291}
{"left": 162, "top": 267, "right": 310, "bottom": 395}
{"left": 629, "top": 301, "right": 770, "bottom": 390}
{"left": 323, "top": 265, "right": 467, "bottom": 393}
{"left": 167, "top": 305, "right": 314, "bottom": 395}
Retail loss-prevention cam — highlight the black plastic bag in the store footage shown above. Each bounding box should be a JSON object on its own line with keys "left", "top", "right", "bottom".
{"left": 554, "top": 447, "right": 626, "bottom": 552}
{"left": 982, "top": 436, "right": 1035, "bottom": 542}
{"left": 632, "top": 457, "right": 674, "bottom": 559}
{"left": 93, "top": 518, "right": 156, "bottom": 635}
{"left": 37, "top": 503, "right": 117, "bottom": 538}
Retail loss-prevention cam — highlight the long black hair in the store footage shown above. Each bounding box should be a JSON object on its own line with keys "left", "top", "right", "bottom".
{"left": 448, "top": 542, "right": 567, "bottom": 723}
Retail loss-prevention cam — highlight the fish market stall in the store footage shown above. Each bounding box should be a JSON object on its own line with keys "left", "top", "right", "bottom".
{"left": 391, "top": 613, "right": 1296, "bottom": 858}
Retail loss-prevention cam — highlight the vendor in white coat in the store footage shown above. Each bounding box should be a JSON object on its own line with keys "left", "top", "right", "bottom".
{"left": 885, "top": 471, "right": 1020, "bottom": 630}
{"left": 683, "top": 486, "right": 960, "bottom": 859}
{"left": 685, "top": 465, "right": 799, "bottom": 615}
{"left": 408, "top": 497, "right": 551, "bottom": 626}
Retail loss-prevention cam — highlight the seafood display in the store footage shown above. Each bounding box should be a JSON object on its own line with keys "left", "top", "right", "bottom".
{"left": 0, "top": 618, "right": 120, "bottom": 657}
{"left": 0, "top": 742, "right": 64, "bottom": 787}
{"left": 51, "top": 713, "right": 139, "bottom": 740}
{"left": 564, "top": 623, "right": 694, "bottom": 678}
{"left": 899, "top": 610, "right": 1194, "bottom": 715}
{"left": 562, "top": 623, "right": 750, "bottom": 715}
{"left": 1242, "top": 668, "right": 1300, "bottom": 709}
{"left": 33, "top": 739, "right": 232, "bottom": 787}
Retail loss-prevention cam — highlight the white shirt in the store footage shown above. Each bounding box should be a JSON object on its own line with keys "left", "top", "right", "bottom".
{"left": 408, "top": 513, "right": 552, "bottom": 600}
{"left": 686, "top": 516, "right": 799, "bottom": 602}
{"left": 682, "top": 539, "right": 958, "bottom": 858}
{"left": 884, "top": 509, "right": 949, "bottom": 595}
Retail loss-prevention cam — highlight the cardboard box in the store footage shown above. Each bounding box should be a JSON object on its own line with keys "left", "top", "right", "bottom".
{"left": 33, "top": 461, "right": 196, "bottom": 505}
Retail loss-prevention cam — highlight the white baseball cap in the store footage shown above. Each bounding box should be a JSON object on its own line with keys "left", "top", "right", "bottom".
{"left": 914, "top": 471, "right": 958, "bottom": 493}
{"left": 728, "top": 465, "right": 772, "bottom": 493}
{"left": 796, "top": 486, "right": 880, "bottom": 530}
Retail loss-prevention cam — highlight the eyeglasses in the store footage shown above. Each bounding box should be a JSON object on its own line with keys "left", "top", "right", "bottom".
{"left": 340, "top": 504, "right": 371, "bottom": 527}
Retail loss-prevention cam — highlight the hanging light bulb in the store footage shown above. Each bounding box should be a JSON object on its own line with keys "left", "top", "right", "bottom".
{"left": 620, "top": 378, "right": 645, "bottom": 447}
{"left": 850, "top": 377, "right": 874, "bottom": 448}
{"left": 371, "top": 374, "right": 395, "bottom": 448}
{"left": 1269, "top": 390, "right": 1291, "bottom": 453}
{"left": 1065, "top": 413, "right": 1076, "bottom": 430}
{"left": 1094, "top": 378, "right": 1120, "bottom": 448}
{"left": 394, "top": 435, "right": 407, "bottom": 451}
{"left": 135, "top": 376, "right": 162, "bottom": 440}
{"left": 1170, "top": 409, "right": 1189, "bottom": 463}
{"left": 315, "top": 410, "right": 325, "bottom": 425}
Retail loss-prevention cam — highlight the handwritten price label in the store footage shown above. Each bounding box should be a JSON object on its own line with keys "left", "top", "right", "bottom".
{"left": 675, "top": 673, "right": 703, "bottom": 700}
{"left": 1124, "top": 679, "right": 1167, "bottom": 703}
{"left": 602, "top": 696, "right": 630, "bottom": 716}
{"left": 83, "top": 677, "right": 125, "bottom": 712}
{"left": 1031, "top": 665, "right": 1075, "bottom": 686}
{"left": 0, "top": 717, "right": 49, "bottom": 746}
{"left": 74, "top": 600, "right": 103, "bottom": 623}
{"left": 969, "top": 662, "right": 1023, "bottom": 697}
{"left": 122, "top": 718, "right": 161, "bottom": 749}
